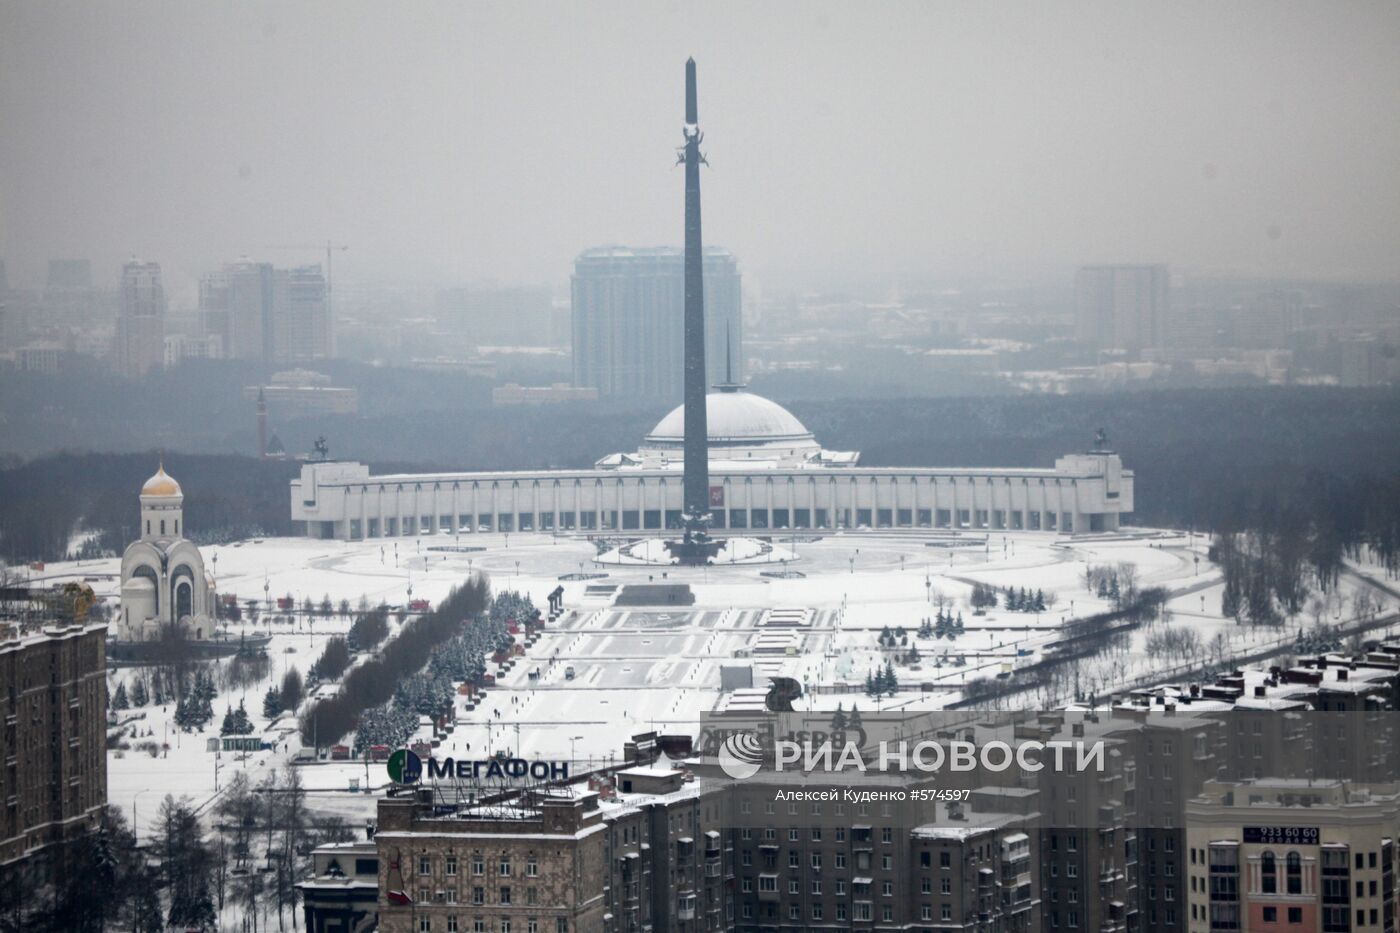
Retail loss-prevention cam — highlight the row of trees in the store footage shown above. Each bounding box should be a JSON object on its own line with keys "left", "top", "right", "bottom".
{"left": 298, "top": 576, "right": 493, "bottom": 748}
{"left": 353, "top": 590, "right": 528, "bottom": 753}
{"left": 864, "top": 660, "right": 900, "bottom": 698}
{"left": 918, "top": 610, "right": 966, "bottom": 640}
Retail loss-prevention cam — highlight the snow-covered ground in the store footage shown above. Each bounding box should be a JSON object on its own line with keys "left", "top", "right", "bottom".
{"left": 28, "top": 526, "right": 1397, "bottom": 842}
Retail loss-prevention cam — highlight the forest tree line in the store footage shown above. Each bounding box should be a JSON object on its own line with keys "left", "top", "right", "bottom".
{"left": 2, "top": 386, "right": 1398, "bottom": 564}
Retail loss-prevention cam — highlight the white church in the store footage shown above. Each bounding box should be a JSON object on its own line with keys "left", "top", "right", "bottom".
{"left": 117, "top": 464, "right": 217, "bottom": 642}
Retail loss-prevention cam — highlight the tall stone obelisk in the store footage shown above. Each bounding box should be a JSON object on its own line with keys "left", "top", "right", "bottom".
{"left": 679, "top": 57, "right": 713, "bottom": 556}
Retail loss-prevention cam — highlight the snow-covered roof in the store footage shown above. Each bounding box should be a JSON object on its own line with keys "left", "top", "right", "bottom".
{"left": 645, "top": 391, "right": 816, "bottom": 449}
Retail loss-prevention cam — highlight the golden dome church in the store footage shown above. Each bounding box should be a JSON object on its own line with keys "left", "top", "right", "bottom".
{"left": 117, "top": 464, "right": 216, "bottom": 642}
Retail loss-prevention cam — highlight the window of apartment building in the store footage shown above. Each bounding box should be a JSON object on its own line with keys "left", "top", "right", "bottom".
{"left": 1068, "top": 910, "right": 1079, "bottom": 927}
{"left": 812, "top": 827, "right": 822, "bottom": 841}
{"left": 789, "top": 852, "right": 799, "bottom": 869}
{"left": 446, "top": 856, "right": 458, "bottom": 876}
{"left": 1289, "top": 908, "right": 1303, "bottom": 924}
{"left": 882, "top": 827, "right": 894, "bottom": 844}
{"left": 882, "top": 855, "right": 893, "bottom": 870}
{"left": 811, "top": 854, "right": 822, "bottom": 870}
{"left": 883, "top": 906, "right": 894, "bottom": 922}
{"left": 740, "top": 800, "right": 751, "bottom": 814}
{"left": 473, "top": 922, "right": 486, "bottom": 933}
{"left": 835, "top": 880, "right": 846, "bottom": 896}
{"left": 759, "top": 875, "right": 777, "bottom": 893}
{"left": 740, "top": 827, "right": 752, "bottom": 840}
{"left": 445, "top": 889, "right": 457, "bottom": 904}
{"left": 1067, "top": 863, "right": 1077, "bottom": 878}
{"left": 527, "top": 888, "right": 538, "bottom": 906}
{"left": 500, "top": 920, "right": 511, "bottom": 933}
{"left": 836, "top": 904, "right": 847, "bottom": 921}
{"left": 419, "top": 919, "right": 432, "bottom": 933}
{"left": 500, "top": 857, "right": 512, "bottom": 877}
{"left": 526, "top": 857, "right": 538, "bottom": 877}
{"left": 1262, "top": 851, "right": 1278, "bottom": 894}
{"left": 836, "top": 827, "right": 846, "bottom": 842}
{"left": 741, "top": 851, "right": 752, "bottom": 867}
{"left": 789, "top": 905, "right": 801, "bottom": 921}
{"left": 420, "top": 856, "right": 432, "bottom": 875}
{"left": 942, "top": 878, "right": 952, "bottom": 895}
{"left": 836, "top": 853, "right": 847, "bottom": 869}
{"left": 811, "top": 879, "right": 822, "bottom": 895}
{"left": 921, "top": 905, "right": 933, "bottom": 921}
{"left": 447, "top": 918, "right": 458, "bottom": 933}
{"left": 882, "top": 881, "right": 893, "bottom": 896}
{"left": 812, "top": 904, "right": 823, "bottom": 921}
{"left": 1066, "top": 834, "right": 1077, "bottom": 852}
{"left": 527, "top": 920, "right": 538, "bottom": 933}
{"left": 788, "top": 879, "right": 800, "bottom": 895}
{"left": 853, "top": 902, "right": 872, "bottom": 921}
{"left": 941, "top": 851, "right": 951, "bottom": 868}
{"left": 788, "top": 802, "right": 798, "bottom": 816}
{"left": 741, "top": 878, "right": 752, "bottom": 893}
{"left": 742, "top": 903, "right": 754, "bottom": 920}
{"left": 472, "top": 855, "right": 485, "bottom": 876}
{"left": 419, "top": 889, "right": 431, "bottom": 904}
{"left": 500, "top": 886, "right": 512, "bottom": 905}
{"left": 472, "top": 887, "right": 485, "bottom": 905}
{"left": 789, "top": 828, "right": 799, "bottom": 842}
{"left": 942, "top": 905, "right": 953, "bottom": 921}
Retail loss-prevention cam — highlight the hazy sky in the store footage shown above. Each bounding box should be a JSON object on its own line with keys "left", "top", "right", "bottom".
{"left": 2, "top": 1, "right": 1398, "bottom": 302}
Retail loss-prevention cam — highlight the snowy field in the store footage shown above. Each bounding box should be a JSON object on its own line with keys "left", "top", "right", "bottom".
{"left": 28, "top": 526, "right": 1398, "bottom": 841}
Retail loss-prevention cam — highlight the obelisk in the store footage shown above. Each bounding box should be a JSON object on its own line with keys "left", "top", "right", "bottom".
{"left": 680, "top": 57, "right": 711, "bottom": 551}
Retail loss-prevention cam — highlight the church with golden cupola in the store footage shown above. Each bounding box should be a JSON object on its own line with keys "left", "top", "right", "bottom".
{"left": 116, "top": 464, "right": 217, "bottom": 643}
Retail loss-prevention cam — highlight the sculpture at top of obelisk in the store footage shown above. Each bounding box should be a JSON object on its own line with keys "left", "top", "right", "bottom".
{"left": 673, "top": 57, "right": 718, "bottom": 564}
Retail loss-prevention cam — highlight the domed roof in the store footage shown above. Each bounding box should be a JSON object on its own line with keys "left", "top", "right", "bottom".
{"left": 141, "top": 464, "right": 182, "bottom": 498}
{"left": 645, "top": 391, "right": 815, "bottom": 448}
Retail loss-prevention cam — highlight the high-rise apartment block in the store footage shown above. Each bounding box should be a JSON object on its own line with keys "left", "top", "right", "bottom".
{"left": 201, "top": 261, "right": 330, "bottom": 362}
{"left": 571, "top": 246, "right": 741, "bottom": 400}
{"left": 114, "top": 260, "right": 166, "bottom": 379}
{"left": 1075, "top": 265, "right": 1169, "bottom": 354}
{"left": 0, "top": 622, "right": 108, "bottom": 874}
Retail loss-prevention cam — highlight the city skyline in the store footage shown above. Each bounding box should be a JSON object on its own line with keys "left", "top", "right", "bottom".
{"left": 3, "top": 1, "right": 1399, "bottom": 303}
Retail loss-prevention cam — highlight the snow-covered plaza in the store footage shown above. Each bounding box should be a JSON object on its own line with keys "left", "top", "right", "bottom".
{"left": 28, "top": 525, "right": 1398, "bottom": 840}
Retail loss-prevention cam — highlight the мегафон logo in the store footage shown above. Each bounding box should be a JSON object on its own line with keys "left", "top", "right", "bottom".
{"left": 387, "top": 748, "right": 569, "bottom": 784}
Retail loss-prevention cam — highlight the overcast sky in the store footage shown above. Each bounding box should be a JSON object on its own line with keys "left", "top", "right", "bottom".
{"left": 2, "top": 1, "right": 1398, "bottom": 302}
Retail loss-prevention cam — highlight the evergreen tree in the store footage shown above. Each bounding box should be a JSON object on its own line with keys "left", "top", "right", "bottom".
{"left": 1034, "top": 589, "right": 1046, "bottom": 612}
{"left": 132, "top": 867, "right": 165, "bottom": 933}
{"left": 220, "top": 705, "right": 237, "bottom": 736}
{"left": 280, "top": 666, "right": 304, "bottom": 711}
{"left": 848, "top": 705, "right": 863, "bottom": 730}
{"left": 865, "top": 670, "right": 877, "bottom": 697}
{"left": 883, "top": 659, "right": 898, "bottom": 696}
{"left": 830, "top": 704, "right": 847, "bottom": 731}
{"left": 263, "top": 685, "right": 282, "bottom": 718}
{"left": 112, "top": 681, "right": 129, "bottom": 711}
{"left": 131, "top": 677, "right": 149, "bottom": 707}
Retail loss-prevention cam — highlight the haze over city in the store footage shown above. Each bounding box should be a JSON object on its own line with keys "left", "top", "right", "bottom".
{"left": 3, "top": 4, "right": 1400, "bottom": 932}
{"left": 3, "top": 0, "right": 1399, "bottom": 299}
